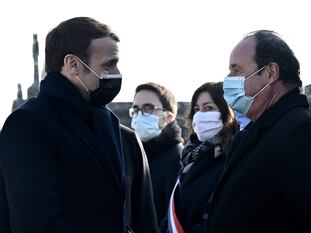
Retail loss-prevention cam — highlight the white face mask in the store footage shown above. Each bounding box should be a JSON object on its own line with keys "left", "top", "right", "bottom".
{"left": 192, "top": 111, "right": 223, "bottom": 142}
{"left": 131, "top": 111, "right": 162, "bottom": 142}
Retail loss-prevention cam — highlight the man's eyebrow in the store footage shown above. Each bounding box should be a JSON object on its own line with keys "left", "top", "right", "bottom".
{"left": 142, "top": 103, "right": 155, "bottom": 107}
{"left": 132, "top": 103, "right": 153, "bottom": 108}
{"left": 101, "top": 58, "right": 119, "bottom": 67}
{"left": 230, "top": 63, "right": 241, "bottom": 69}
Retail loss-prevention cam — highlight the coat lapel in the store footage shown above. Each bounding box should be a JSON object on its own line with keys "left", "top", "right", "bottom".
{"left": 224, "top": 123, "right": 261, "bottom": 175}
{"left": 38, "top": 72, "right": 124, "bottom": 192}
{"left": 60, "top": 111, "right": 122, "bottom": 191}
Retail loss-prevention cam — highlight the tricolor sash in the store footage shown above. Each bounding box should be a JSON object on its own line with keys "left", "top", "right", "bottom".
{"left": 168, "top": 179, "right": 185, "bottom": 233}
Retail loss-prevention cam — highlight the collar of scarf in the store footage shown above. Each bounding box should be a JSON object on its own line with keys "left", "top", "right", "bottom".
{"left": 143, "top": 120, "right": 184, "bottom": 158}
{"left": 38, "top": 72, "right": 125, "bottom": 184}
{"left": 39, "top": 72, "right": 91, "bottom": 119}
{"left": 180, "top": 134, "right": 222, "bottom": 174}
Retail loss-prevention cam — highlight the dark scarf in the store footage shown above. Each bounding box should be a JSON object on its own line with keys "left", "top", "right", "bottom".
{"left": 143, "top": 120, "right": 183, "bottom": 159}
{"left": 181, "top": 134, "right": 221, "bottom": 164}
{"left": 179, "top": 134, "right": 222, "bottom": 182}
{"left": 38, "top": 72, "right": 124, "bottom": 185}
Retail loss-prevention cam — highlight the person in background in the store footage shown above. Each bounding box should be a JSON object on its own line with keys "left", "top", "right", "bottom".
{"left": 0, "top": 17, "right": 126, "bottom": 233}
{"left": 129, "top": 82, "right": 183, "bottom": 225}
{"left": 164, "top": 82, "right": 238, "bottom": 233}
{"left": 207, "top": 30, "right": 311, "bottom": 233}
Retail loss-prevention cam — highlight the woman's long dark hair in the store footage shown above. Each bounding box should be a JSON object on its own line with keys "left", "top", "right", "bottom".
{"left": 187, "top": 82, "right": 238, "bottom": 155}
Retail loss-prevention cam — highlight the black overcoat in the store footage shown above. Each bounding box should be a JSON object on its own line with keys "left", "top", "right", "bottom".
{"left": 121, "top": 125, "right": 159, "bottom": 233}
{"left": 0, "top": 73, "right": 126, "bottom": 233}
{"left": 206, "top": 88, "right": 311, "bottom": 233}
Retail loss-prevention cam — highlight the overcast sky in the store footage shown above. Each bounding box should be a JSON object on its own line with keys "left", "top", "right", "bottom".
{"left": 0, "top": 0, "right": 310, "bottom": 128}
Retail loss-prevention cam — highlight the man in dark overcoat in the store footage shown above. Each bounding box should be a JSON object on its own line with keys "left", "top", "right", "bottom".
{"left": 0, "top": 17, "right": 158, "bottom": 233}
{"left": 205, "top": 30, "right": 311, "bottom": 233}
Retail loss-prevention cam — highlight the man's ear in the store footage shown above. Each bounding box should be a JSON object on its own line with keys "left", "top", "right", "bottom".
{"left": 165, "top": 112, "right": 176, "bottom": 124}
{"left": 63, "top": 54, "right": 80, "bottom": 75}
{"left": 267, "top": 62, "right": 280, "bottom": 84}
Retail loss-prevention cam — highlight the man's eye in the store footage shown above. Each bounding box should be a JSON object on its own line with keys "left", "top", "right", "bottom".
{"left": 104, "top": 64, "right": 112, "bottom": 70}
{"left": 104, "top": 59, "right": 118, "bottom": 70}
{"left": 144, "top": 106, "right": 154, "bottom": 113}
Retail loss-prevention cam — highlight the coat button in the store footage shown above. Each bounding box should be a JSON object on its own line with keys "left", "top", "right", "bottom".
{"left": 202, "top": 213, "right": 208, "bottom": 220}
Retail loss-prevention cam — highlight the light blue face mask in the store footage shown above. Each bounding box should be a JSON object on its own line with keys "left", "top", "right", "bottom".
{"left": 223, "top": 66, "right": 268, "bottom": 115}
{"left": 131, "top": 111, "right": 162, "bottom": 142}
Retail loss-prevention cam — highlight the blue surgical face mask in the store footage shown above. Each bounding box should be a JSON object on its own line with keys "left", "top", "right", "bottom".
{"left": 223, "top": 66, "right": 268, "bottom": 115}
{"left": 131, "top": 111, "right": 162, "bottom": 142}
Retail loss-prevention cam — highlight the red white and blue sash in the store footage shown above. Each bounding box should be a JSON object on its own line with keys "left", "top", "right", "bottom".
{"left": 168, "top": 179, "right": 185, "bottom": 233}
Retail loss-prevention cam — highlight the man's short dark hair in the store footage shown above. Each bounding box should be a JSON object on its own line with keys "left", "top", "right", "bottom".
{"left": 135, "top": 82, "right": 177, "bottom": 115}
{"left": 245, "top": 30, "right": 301, "bottom": 86}
{"left": 45, "top": 17, "right": 119, "bottom": 73}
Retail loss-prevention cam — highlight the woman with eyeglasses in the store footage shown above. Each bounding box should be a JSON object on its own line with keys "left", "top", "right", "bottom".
{"left": 129, "top": 82, "right": 184, "bottom": 227}
{"left": 163, "top": 82, "right": 238, "bottom": 233}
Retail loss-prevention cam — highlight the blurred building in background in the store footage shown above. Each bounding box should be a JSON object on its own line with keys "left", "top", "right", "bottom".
{"left": 12, "top": 34, "right": 40, "bottom": 112}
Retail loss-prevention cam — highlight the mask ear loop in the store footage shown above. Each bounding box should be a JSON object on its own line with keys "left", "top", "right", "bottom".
{"left": 252, "top": 65, "right": 270, "bottom": 98}
{"left": 253, "top": 82, "right": 270, "bottom": 98}
{"left": 74, "top": 57, "right": 90, "bottom": 92}
{"left": 245, "top": 65, "right": 267, "bottom": 81}
{"left": 75, "top": 75, "right": 89, "bottom": 92}
{"left": 76, "top": 56, "right": 104, "bottom": 79}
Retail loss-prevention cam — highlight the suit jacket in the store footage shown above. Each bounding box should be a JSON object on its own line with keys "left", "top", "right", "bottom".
{"left": 206, "top": 88, "right": 311, "bottom": 233}
{"left": 0, "top": 72, "right": 126, "bottom": 233}
{"left": 121, "top": 125, "right": 159, "bottom": 233}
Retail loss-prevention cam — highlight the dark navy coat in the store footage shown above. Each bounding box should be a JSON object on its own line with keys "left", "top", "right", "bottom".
{"left": 121, "top": 125, "right": 159, "bottom": 233}
{"left": 207, "top": 88, "right": 311, "bottom": 233}
{"left": 0, "top": 72, "right": 126, "bottom": 233}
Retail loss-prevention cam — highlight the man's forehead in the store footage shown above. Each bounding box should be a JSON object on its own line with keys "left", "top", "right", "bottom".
{"left": 229, "top": 37, "right": 256, "bottom": 68}
{"left": 134, "top": 90, "right": 163, "bottom": 107}
{"left": 90, "top": 37, "right": 118, "bottom": 49}
{"left": 89, "top": 37, "right": 119, "bottom": 60}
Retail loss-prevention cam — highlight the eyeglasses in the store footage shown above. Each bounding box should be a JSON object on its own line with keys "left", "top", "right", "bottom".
{"left": 129, "top": 104, "right": 166, "bottom": 118}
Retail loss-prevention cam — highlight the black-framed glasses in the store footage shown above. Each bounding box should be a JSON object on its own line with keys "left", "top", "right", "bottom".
{"left": 129, "top": 104, "right": 166, "bottom": 118}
